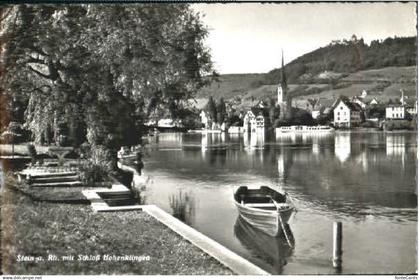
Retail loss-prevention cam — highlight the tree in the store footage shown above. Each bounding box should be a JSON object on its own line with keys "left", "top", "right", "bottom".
{"left": 307, "top": 98, "right": 318, "bottom": 110}
{"left": 1, "top": 4, "right": 215, "bottom": 169}
{"left": 206, "top": 96, "right": 217, "bottom": 121}
{"left": 216, "top": 97, "right": 226, "bottom": 124}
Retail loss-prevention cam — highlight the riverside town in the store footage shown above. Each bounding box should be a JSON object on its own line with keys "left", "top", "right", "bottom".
{"left": 0, "top": 2, "right": 417, "bottom": 277}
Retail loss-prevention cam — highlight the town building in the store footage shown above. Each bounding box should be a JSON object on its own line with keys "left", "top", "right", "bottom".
{"left": 306, "top": 98, "right": 335, "bottom": 120}
{"left": 332, "top": 97, "right": 363, "bottom": 128}
{"left": 368, "top": 97, "right": 379, "bottom": 106}
{"left": 243, "top": 107, "right": 269, "bottom": 133}
{"left": 406, "top": 100, "right": 417, "bottom": 116}
{"left": 352, "top": 96, "right": 367, "bottom": 109}
{"left": 199, "top": 110, "right": 211, "bottom": 129}
{"left": 385, "top": 103, "right": 405, "bottom": 120}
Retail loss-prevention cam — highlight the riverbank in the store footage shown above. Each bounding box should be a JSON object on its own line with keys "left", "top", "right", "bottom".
{"left": 1, "top": 174, "right": 233, "bottom": 275}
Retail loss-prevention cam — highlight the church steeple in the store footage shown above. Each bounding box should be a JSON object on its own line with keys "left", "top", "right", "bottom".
{"left": 277, "top": 49, "right": 288, "bottom": 105}
{"left": 280, "top": 49, "right": 287, "bottom": 90}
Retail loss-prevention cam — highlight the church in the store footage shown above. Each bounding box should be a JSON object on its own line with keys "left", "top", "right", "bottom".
{"left": 277, "top": 50, "right": 292, "bottom": 119}
{"left": 243, "top": 50, "right": 291, "bottom": 133}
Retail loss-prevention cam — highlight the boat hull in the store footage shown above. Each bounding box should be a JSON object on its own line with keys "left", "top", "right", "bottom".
{"left": 235, "top": 202, "right": 294, "bottom": 237}
{"left": 233, "top": 186, "right": 295, "bottom": 237}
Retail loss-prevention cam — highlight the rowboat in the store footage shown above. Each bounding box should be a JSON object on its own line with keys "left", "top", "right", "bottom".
{"left": 233, "top": 186, "right": 296, "bottom": 238}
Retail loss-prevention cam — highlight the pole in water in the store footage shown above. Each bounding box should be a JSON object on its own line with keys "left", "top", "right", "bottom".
{"left": 333, "top": 221, "right": 343, "bottom": 271}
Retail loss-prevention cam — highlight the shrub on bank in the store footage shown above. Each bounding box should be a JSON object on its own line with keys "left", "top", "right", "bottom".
{"left": 79, "top": 162, "right": 110, "bottom": 187}
{"left": 383, "top": 120, "right": 414, "bottom": 131}
{"left": 361, "top": 121, "right": 378, "bottom": 128}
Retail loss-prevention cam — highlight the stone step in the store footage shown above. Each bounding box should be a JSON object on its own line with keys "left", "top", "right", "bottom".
{"left": 31, "top": 175, "right": 80, "bottom": 184}
{"left": 30, "top": 181, "right": 83, "bottom": 188}
{"left": 27, "top": 171, "right": 78, "bottom": 179}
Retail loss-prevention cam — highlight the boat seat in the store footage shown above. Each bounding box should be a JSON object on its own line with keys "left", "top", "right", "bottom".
{"left": 245, "top": 203, "right": 289, "bottom": 208}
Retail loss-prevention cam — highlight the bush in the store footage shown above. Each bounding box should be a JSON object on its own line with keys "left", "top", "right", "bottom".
{"left": 361, "top": 121, "right": 378, "bottom": 128}
{"left": 79, "top": 162, "right": 110, "bottom": 187}
{"left": 383, "top": 120, "right": 413, "bottom": 131}
{"left": 79, "top": 142, "right": 91, "bottom": 159}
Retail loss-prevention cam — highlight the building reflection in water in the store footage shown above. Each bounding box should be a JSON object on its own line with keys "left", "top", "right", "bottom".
{"left": 277, "top": 149, "right": 294, "bottom": 184}
{"left": 275, "top": 133, "right": 297, "bottom": 144}
{"left": 386, "top": 134, "right": 407, "bottom": 168}
{"left": 234, "top": 216, "right": 294, "bottom": 274}
{"left": 386, "top": 134, "right": 406, "bottom": 156}
{"left": 334, "top": 133, "right": 351, "bottom": 163}
{"left": 169, "top": 190, "right": 196, "bottom": 226}
{"left": 243, "top": 132, "right": 265, "bottom": 152}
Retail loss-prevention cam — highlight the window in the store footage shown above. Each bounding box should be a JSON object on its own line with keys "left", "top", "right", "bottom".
{"left": 337, "top": 112, "right": 340, "bottom": 115}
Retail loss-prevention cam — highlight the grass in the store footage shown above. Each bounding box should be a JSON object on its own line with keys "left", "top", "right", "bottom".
{"left": 1, "top": 174, "right": 234, "bottom": 275}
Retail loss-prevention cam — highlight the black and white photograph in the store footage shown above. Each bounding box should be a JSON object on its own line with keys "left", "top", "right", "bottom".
{"left": 0, "top": 1, "right": 417, "bottom": 277}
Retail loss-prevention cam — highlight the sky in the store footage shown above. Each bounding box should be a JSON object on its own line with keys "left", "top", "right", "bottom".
{"left": 191, "top": 2, "right": 417, "bottom": 74}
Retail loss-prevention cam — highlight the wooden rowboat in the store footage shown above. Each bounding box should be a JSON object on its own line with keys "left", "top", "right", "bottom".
{"left": 233, "top": 186, "right": 296, "bottom": 238}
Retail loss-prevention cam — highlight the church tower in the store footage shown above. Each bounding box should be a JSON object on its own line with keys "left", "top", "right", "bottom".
{"left": 277, "top": 50, "right": 288, "bottom": 105}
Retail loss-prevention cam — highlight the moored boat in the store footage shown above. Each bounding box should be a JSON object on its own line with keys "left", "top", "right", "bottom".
{"left": 276, "top": 125, "right": 334, "bottom": 134}
{"left": 233, "top": 186, "right": 296, "bottom": 237}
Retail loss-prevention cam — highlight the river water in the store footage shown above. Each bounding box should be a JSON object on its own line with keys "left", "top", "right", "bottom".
{"left": 141, "top": 131, "right": 417, "bottom": 274}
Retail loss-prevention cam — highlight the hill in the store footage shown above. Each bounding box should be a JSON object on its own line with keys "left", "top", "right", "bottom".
{"left": 195, "top": 36, "right": 417, "bottom": 109}
{"left": 196, "top": 73, "right": 266, "bottom": 99}
{"left": 265, "top": 36, "right": 417, "bottom": 84}
{"left": 195, "top": 66, "right": 416, "bottom": 110}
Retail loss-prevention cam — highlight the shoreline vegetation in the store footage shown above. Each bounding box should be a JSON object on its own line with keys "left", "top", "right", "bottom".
{"left": 1, "top": 173, "right": 233, "bottom": 275}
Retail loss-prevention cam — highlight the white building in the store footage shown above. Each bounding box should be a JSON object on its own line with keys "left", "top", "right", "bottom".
{"left": 243, "top": 108, "right": 268, "bottom": 133}
{"left": 333, "top": 98, "right": 362, "bottom": 128}
{"left": 360, "top": 90, "right": 368, "bottom": 99}
{"left": 385, "top": 104, "right": 405, "bottom": 120}
{"left": 200, "top": 111, "right": 211, "bottom": 129}
{"left": 407, "top": 101, "right": 417, "bottom": 116}
{"left": 157, "top": 119, "right": 176, "bottom": 128}
{"left": 352, "top": 96, "right": 367, "bottom": 109}
{"left": 369, "top": 98, "right": 379, "bottom": 106}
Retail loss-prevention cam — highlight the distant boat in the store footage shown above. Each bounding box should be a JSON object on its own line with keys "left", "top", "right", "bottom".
{"left": 117, "top": 146, "right": 140, "bottom": 160}
{"left": 187, "top": 129, "right": 224, "bottom": 134}
{"left": 233, "top": 186, "right": 296, "bottom": 238}
{"left": 276, "top": 125, "right": 334, "bottom": 134}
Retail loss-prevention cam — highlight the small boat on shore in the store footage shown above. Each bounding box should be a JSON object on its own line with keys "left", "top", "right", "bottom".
{"left": 117, "top": 146, "right": 141, "bottom": 160}
{"left": 233, "top": 186, "right": 296, "bottom": 238}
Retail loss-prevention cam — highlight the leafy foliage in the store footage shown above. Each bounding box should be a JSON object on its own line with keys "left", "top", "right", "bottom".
{"left": 1, "top": 4, "right": 214, "bottom": 167}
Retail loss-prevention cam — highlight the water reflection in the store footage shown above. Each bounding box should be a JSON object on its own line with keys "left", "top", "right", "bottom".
{"left": 144, "top": 131, "right": 417, "bottom": 274}
{"left": 169, "top": 190, "right": 196, "bottom": 226}
{"left": 334, "top": 133, "right": 351, "bottom": 163}
{"left": 234, "top": 216, "right": 294, "bottom": 274}
{"left": 244, "top": 132, "right": 266, "bottom": 151}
